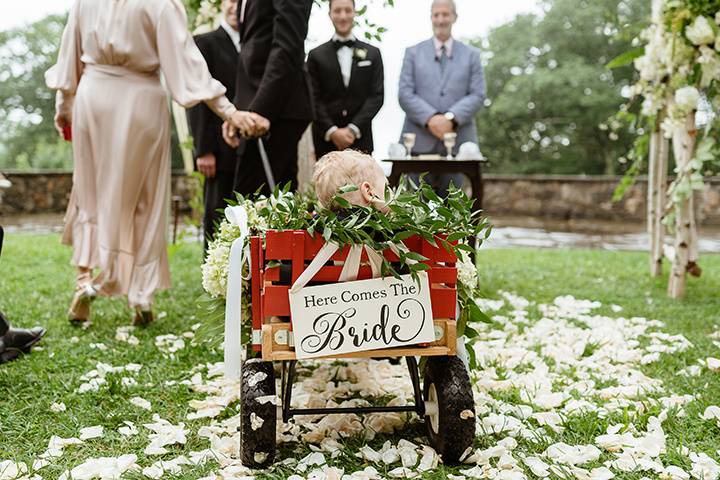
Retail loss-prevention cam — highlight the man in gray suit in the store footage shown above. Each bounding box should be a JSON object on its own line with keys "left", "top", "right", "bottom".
{"left": 398, "top": 0, "right": 486, "bottom": 196}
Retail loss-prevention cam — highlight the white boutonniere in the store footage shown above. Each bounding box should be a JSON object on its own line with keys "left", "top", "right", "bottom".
{"left": 354, "top": 48, "right": 368, "bottom": 60}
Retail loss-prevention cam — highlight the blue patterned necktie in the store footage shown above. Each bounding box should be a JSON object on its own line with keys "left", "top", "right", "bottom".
{"left": 439, "top": 44, "right": 448, "bottom": 75}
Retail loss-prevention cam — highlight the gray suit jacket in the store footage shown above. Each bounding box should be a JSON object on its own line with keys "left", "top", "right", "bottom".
{"left": 398, "top": 38, "right": 486, "bottom": 154}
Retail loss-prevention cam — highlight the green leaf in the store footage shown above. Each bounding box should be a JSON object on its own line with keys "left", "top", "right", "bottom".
{"left": 468, "top": 301, "right": 492, "bottom": 324}
{"left": 447, "top": 231, "right": 469, "bottom": 242}
{"left": 338, "top": 184, "right": 359, "bottom": 194}
{"left": 606, "top": 46, "right": 645, "bottom": 69}
{"left": 404, "top": 251, "right": 429, "bottom": 262}
{"left": 392, "top": 231, "right": 415, "bottom": 242}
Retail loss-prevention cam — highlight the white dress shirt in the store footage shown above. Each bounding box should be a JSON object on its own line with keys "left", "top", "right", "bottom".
{"left": 239, "top": 0, "right": 248, "bottom": 23}
{"left": 433, "top": 36, "right": 454, "bottom": 59}
{"left": 333, "top": 32, "right": 356, "bottom": 88}
{"left": 324, "top": 32, "right": 362, "bottom": 143}
{"left": 220, "top": 18, "right": 240, "bottom": 52}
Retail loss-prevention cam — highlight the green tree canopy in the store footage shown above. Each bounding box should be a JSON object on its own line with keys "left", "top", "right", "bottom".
{"left": 477, "top": 0, "right": 650, "bottom": 174}
{"left": 0, "top": 14, "right": 72, "bottom": 169}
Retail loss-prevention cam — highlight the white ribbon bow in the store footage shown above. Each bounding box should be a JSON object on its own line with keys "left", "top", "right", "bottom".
{"left": 290, "top": 243, "right": 385, "bottom": 293}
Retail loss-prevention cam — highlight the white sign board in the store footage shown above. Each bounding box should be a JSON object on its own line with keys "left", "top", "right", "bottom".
{"left": 289, "top": 272, "right": 435, "bottom": 359}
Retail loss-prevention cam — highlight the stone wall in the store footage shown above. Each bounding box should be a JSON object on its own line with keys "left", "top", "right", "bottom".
{"left": 482, "top": 174, "right": 720, "bottom": 225}
{"left": 1, "top": 171, "right": 719, "bottom": 225}
{"left": 0, "top": 171, "right": 197, "bottom": 216}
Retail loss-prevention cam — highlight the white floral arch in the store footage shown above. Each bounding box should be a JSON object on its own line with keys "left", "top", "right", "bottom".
{"left": 627, "top": 0, "right": 720, "bottom": 298}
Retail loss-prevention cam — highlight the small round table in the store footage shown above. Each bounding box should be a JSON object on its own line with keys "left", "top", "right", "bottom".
{"left": 385, "top": 157, "right": 488, "bottom": 212}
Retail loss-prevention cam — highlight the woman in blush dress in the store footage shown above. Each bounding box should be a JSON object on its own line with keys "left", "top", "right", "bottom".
{"left": 46, "top": 0, "right": 267, "bottom": 326}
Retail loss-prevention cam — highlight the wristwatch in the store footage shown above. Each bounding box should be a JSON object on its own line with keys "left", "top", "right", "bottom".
{"left": 444, "top": 111, "right": 458, "bottom": 129}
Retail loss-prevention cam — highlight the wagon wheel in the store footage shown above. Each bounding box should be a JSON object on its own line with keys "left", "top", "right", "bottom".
{"left": 240, "top": 360, "right": 277, "bottom": 467}
{"left": 423, "top": 356, "right": 475, "bottom": 464}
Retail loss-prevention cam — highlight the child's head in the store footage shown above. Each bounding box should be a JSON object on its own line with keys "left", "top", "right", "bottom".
{"left": 313, "top": 150, "right": 388, "bottom": 211}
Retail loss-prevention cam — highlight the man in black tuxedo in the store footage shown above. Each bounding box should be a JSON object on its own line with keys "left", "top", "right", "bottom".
{"left": 307, "top": 0, "right": 384, "bottom": 158}
{"left": 223, "top": 0, "right": 314, "bottom": 195}
{"left": 187, "top": 0, "right": 240, "bottom": 251}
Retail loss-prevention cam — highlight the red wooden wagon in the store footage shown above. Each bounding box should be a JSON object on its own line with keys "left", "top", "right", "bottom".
{"left": 239, "top": 230, "right": 475, "bottom": 466}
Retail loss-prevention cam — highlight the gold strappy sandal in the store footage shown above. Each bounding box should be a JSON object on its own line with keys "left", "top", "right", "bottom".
{"left": 68, "top": 284, "right": 97, "bottom": 325}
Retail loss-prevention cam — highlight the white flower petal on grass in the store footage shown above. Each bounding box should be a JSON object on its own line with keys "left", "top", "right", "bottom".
{"left": 690, "top": 452, "right": 720, "bottom": 480}
{"left": 589, "top": 467, "right": 615, "bottom": 480}
{"left": 39, "top": 436, "right": 84, "bottom": 459}
{"left": 116, "top": 421, "right": 138, "bottom": 437}
{"left": 0, "top": 461, "right": 28, "bottom": 479}
{"left": 121, "top": 377, "right": 137, "bottom": 387}
{"left": 89, "top": 343, "right": 108, "bottom": 351}
{"left": 359, "top": 445, "right": 382, "bottom": 463}
{"left": 523, "top": 456, "right": 551, "bottom": 477}
{"left": 398, "top": 439, "right": 419, "bottom": 468}
{"left": 142, "top": 415, "right": 188, "bottom": 456}
{"left": 679, "top": 365, "right": 702, "bottom": 377}
{"left": 706, "top": 357, "right": 720, "bottom": 372}
{"left": 68, "top": 454, "right": 138, "bottom": 480}
{"left": 154, "top": 334, "right": 185, "bottom": 356}
{"left": 701, "top": 406, "right": 720, "bottom": 425}
{"left": 32, "top": 459, "right": 50, "bottom": 471}
{"left": 297, "top": 452, "right": 326, "bottom": 473}
{"left": 142, "top": 464, "right": 164, "bottom": 479}
{"left": 387, "top": 467, "right": 419, "bottom": 478}
{"left": 50, "top": 402, "right": 66, "bottom": 413}
{"left": 417, "top": 446, "right": 439, "bottom": 472}
{"left": 79, "top": 425, "right": 104, "bottom": 440}
{"left": 129, "top": 396, "right": 152, "bottom": 411}
{"left": 662, "top": 465, "right": 690, "bottom": 480}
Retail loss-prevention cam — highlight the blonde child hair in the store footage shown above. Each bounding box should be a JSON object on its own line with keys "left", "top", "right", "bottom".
{"left": 312, "top": 150, "right": 388, "bottom": 211}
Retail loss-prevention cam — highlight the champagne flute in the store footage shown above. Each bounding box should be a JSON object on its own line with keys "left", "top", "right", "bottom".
{"left": 402, "top": 133, "right": 416, "bottom": 160}
{"left": 443, "top": 132, "right": 457, "bottom": 160}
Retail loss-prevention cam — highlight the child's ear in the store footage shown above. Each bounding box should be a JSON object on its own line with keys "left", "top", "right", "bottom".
{"left": 360, "top": 181, "right": 374, "bottom": 204}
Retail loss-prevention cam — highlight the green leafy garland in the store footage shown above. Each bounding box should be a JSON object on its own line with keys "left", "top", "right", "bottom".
{"left": 198, "top": 181, "right": 491, "bottom": 368}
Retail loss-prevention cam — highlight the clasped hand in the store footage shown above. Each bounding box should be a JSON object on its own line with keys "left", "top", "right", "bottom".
{"left": 222, "top": 111, "right": 270, "bottom": 148}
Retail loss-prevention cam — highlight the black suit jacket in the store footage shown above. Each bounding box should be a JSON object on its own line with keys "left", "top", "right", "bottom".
{"left": 186, "top": 27, "right": 238, "bottom": 173}
{"left": 234, "top": 0, "right": 314, "bottom": 122}
{"left": 307, "top": 39, "right": 384, "bottom": 156}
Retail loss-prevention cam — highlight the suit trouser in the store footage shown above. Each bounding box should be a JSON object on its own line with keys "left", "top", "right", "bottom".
{"left": 233, "top": 120, "right": 310, "bottom": 197}
{"left": 203, "top": 171, "right": 236, "bottom": 253}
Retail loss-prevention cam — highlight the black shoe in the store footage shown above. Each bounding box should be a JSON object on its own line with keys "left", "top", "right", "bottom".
{"left": 0, "top": 326, "right": 46, "bottom": 364}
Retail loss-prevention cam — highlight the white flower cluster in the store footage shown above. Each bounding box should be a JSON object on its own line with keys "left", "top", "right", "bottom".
{"left": 631, "top": 1, "right": 720, "bottom": 137}
{"left": 457, "top": 249, "right": 479, "bottom": 290}
{"left": 193, "top": 0, "right": 221, "bottom": 33}
{"left": 201, "top": 200, "right": 267, "bottom": 299}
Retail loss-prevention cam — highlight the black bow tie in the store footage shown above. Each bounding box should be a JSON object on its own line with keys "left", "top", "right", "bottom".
{"left": 333, "top": 39, "right": 355, "bottom": 50}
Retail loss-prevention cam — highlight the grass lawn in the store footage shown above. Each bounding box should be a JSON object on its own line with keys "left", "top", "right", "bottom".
{"left": 0, "top": 233, "right": 718, "bottom": 479}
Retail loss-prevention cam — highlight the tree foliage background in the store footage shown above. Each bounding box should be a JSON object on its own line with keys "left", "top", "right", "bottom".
{"left": 1, "top": 0, "right": 649, "bottom": 174}
{"left": 0, "top": 15, "right": 72, "bottom": 169}
{"left": 476, "top": 0, "right": 650, "bottom": 174}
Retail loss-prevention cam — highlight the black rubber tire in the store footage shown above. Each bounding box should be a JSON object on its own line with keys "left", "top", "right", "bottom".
{"left": 423, "top": 356, "right": 475, "bottom": 464}
{"left": 240, "top": 360, "right": 277, "bottom": 467}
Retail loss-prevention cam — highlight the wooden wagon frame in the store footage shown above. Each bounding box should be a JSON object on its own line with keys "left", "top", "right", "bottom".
{"left": 239, "top": 230, "right": 475, "bottom": 466}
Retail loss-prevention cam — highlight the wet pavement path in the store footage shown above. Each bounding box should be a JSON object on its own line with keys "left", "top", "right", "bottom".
{"left": 1, "top": 213, "right": 719, "bottom": 253}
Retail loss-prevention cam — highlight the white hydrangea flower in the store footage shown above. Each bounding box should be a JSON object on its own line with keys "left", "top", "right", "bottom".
{"left": 686, "top": 16, "right": 716, "bottom": 46}
{"left": 456, "top": 249, "right": 478, "bottom": 290}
